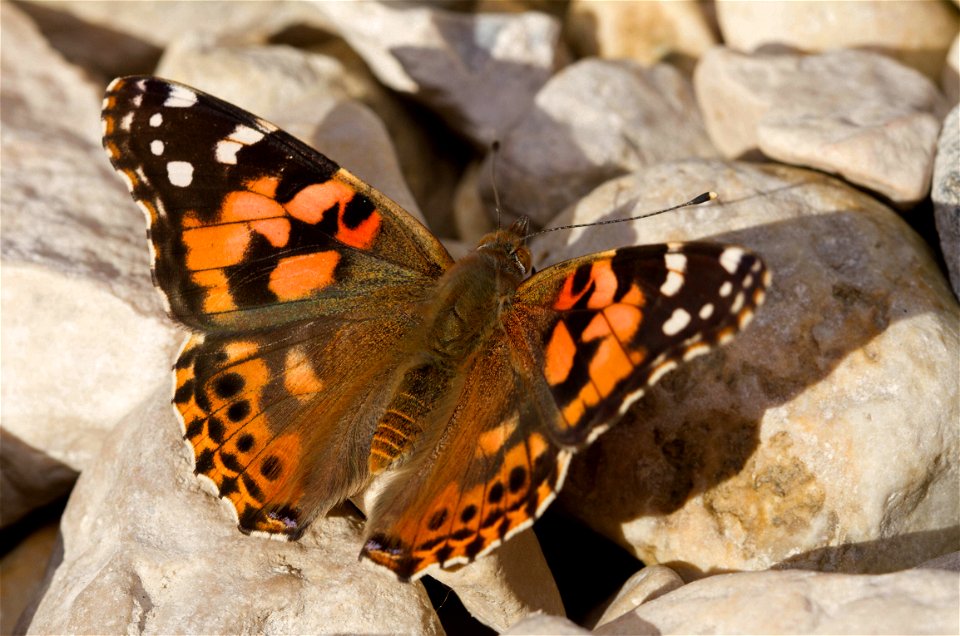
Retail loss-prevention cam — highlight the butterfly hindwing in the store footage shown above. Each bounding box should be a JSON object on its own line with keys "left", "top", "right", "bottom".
{"left": 174, "top": 302, "right": 426, "bottom": 538}
{"left": 362, "top": 335, "right": 572, "bottom": 581}
{"left": 516, "top": 242, "right": 769, "bottom": 447}
{"left": 102, "top": 76, "right": 452, "bottom": 332}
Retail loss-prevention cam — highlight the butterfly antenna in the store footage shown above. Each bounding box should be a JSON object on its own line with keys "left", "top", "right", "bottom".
{"left": 523, "top": 191, "right": 717, "bottom": 241}
{"left": 490, "top": 140, "right": 504, "bottom": 230}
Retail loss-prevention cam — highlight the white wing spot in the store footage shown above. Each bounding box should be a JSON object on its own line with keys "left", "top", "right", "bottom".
{"left": 132, "top": 94, "right": 143, "bottom": 107}
{"left": 120, "top": 112, "right": 134, "bottom": 131}
{"left": 167, "top": 161, "right": 194, "bottom": 187}
{"left": 731, "top": 291, "right": 745, "bottom": 313}
{"left": 699, "top": 303, "right": 715, "bottom": 320}
{"left": 164, "top": 85, "right": 198, "bottom": 108}
{"left": 216, "top": 124, "right": 266, "bottom": 165}
{"left": 743, "top": 273, "right": 754, "bottom": 288}
{"left": 648, "top": 360, "right": 678, "bottom": 386}
{"left": 149, "top": 113, "right": 163, "bottom": 127}
{"left": 150, "top": 140, "right": 164, "bottom": 156}
{"left": 720, "top": 247, "right": 744, "bottom": 275}
{"left": 216, "top": 141, "right": 242, "bottom": 165}
{"left": 719, "top": 281, "right": 733, "bottom": 297}
{"left": 660, "top": 271, "right": 684, "bottom": 297}
{"left": 683, "top": 342, "right": 711, "bottom": 361}
{"left": 231, "top": 125, "right": 265, "bottom": 144}
{"left": 663, "top": 308, "right": 691, "bottom": 335}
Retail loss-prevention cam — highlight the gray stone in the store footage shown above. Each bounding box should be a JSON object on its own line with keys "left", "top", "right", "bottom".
{"left": 503, "top": 612, "right": 591, "bottom": 635}
{"left": 593, "top": 565, "right": 684, "bottom": 629}
{"left": 597, "top": 568, "right": 960, "bottom": 635}
{"left": 489, "top": 58, "right": 716, "bottom": 226}
{"left": 0, "top": 3, "right": 181, "bottom": 495}
{"left": 696, "top": 48, "right": 949, "bottom": 207}
{"left": 933, "top": 104, "right": 960, "bottom": 300}
{"left": 716, "top": 0, "right": 959, "bottom": 80}
{"left": 315, "top": 1, "right": 561, "bottom": 147}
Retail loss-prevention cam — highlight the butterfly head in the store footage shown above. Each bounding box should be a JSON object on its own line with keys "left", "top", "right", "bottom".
{"left": 476, "top": 216, "right": 532, "bottom": 281}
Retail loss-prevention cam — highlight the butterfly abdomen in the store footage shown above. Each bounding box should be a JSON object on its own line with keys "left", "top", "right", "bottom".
{"left": 368, "top": 239, "right": 529, "bottom": 474}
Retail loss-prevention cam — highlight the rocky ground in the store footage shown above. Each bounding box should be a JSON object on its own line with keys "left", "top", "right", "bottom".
{"left": 2, "top": 1, "right": 958, "bottom": 634}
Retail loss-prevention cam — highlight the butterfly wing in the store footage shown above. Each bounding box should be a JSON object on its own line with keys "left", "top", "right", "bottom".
{"left": 515, "top": 242, "right": 769, "bottom": 447}
{"left": 102, "top": 76, "right": 452, "bottom": 537}
{"left": 362, "top": 242, "right": 768, "bottom": 579}
{"left": 102, "top": 76, "right": 452, "bottom": 332}
{"left": 362, "top": 335, "right": 573, "bottom": 581}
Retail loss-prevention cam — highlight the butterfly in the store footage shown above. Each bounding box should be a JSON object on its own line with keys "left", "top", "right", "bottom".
{"left": 101, "top": 76, "right": 769, "bottom": 582}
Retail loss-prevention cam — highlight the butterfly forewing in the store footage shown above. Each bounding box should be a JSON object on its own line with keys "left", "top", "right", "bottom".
{"left": 516, "top": 242, "right": 769, "bottom": 448}
{"left": 102, "top": 76, "right": 452, "bottom": 332}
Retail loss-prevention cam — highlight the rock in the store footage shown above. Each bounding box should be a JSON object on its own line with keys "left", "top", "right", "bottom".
{"left": 503, "top": 612, "right": 591, "bottom": 635}
{"left": 453, "top": 160, "right": 496, "bottom": 247}
{"left": 933, "top": 105, "right": 960, "bottom": 300}
{"left": 428, "top": 531, "right": 564, "bottom": 632}
{"left": 695, "top": 47, "right": 949, "bottom": 207}
{"left": 0, "top": 4, "right": 181, "bottom": 496}
{"left": 716, "top": 0, "right": 960, "bottom": 81}
{"left": 566, "top": 0, "right": 717, "bottom": 68}
{"left": 917, "top": 551, "right": 960, "bottom": 572}
{"left": 1, "top": 430, "right": 77, "bottom": 528}
{"left": 944, "top": 33, "right": 959, "bottom": 105}
{"left": 24, "top": 0, "right": 321, "bottom": 57}
{"left": 596, "top": 568, "right": 960, "bottom": 635}
{"left": 489, "top": 58, "right": 716, "bottom": 226}
{"left": 534, "top": 159, "right": 960, "bottom": 579}
{"left": 314, "top": 1, "right": 562, "bottom": 147}
{"left": 24, "top": 389, "right": 444, "bottom": 635}
{"left": 593, "top": 565, "right": 684, "bottom": 628}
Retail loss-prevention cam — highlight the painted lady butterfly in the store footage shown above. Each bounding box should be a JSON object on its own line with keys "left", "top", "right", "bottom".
{"left": 101, "top": 76, "right": 769, "bottom": 581}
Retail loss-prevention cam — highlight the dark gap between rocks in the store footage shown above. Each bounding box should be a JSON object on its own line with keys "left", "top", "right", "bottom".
{"left": 534, "top": 504, "right": 641, "bottom": 626}
{"left": 421, "top": 575, "right": 496, "bottom": 636}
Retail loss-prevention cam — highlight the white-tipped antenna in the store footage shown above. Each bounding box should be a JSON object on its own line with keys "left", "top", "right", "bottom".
{"left": 490, "top": 141, "right": 504, "bottom": 230}
{"left": 523, "top": 191, "right": 717, "bottom": 241}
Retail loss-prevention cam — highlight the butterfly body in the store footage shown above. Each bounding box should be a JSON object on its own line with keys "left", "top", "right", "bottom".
{"left": 102, "top": 76, "right": 769, "bottom": 581}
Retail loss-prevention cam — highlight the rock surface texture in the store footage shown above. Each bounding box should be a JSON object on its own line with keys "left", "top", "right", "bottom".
{"left": 4, "top": 0, "right": 959, "bottom": 633}
{"left": 695, "top": 47, "right": 949, "bottom": 207}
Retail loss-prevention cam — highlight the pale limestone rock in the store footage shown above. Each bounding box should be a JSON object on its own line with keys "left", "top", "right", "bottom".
{"left": 24, "top": 0, "right": 321, "bottom": 52}
{"left": 945, "top": 33, "right": 959, "bottom": 105}
{"left": 533, "top": 159, "right": 960, "bottom": 579}
{"left": 933, "top": 105, "right": 960, "bottom": 300}
{"left": 593, "top": 565, "right": 684, "bottom": 629}
{"left": 716, "top": 0, "right": 960, "bottom": 81}
{"left": 489, "top": 58, "right": 716, "bottom": 226}
{"left": 597, "top": 568, "right": 960, "bottom": 635}
{"left": 429, "top": 532, "right": 564, "bottom": 632}
{"left": 24, "top": 389, "right": 444, "bottom": 635}
{"left": 0, "top": 4, "right": 181, "bottom": 485}
{"left": 503, "top": 612, "right": 591, "bottom": 635}
{"left": 313, "top": 0, "right": 561, "bottom": 146}
{"left": 566, "top": 0, "right": 717, "bottom": 67}
{"left": 695, "top": 47, "right": 948, "bottom": 207}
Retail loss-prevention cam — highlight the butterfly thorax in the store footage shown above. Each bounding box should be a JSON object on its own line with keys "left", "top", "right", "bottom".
{"left": 366, "top": 219, "right": 531, "bottom": 474}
